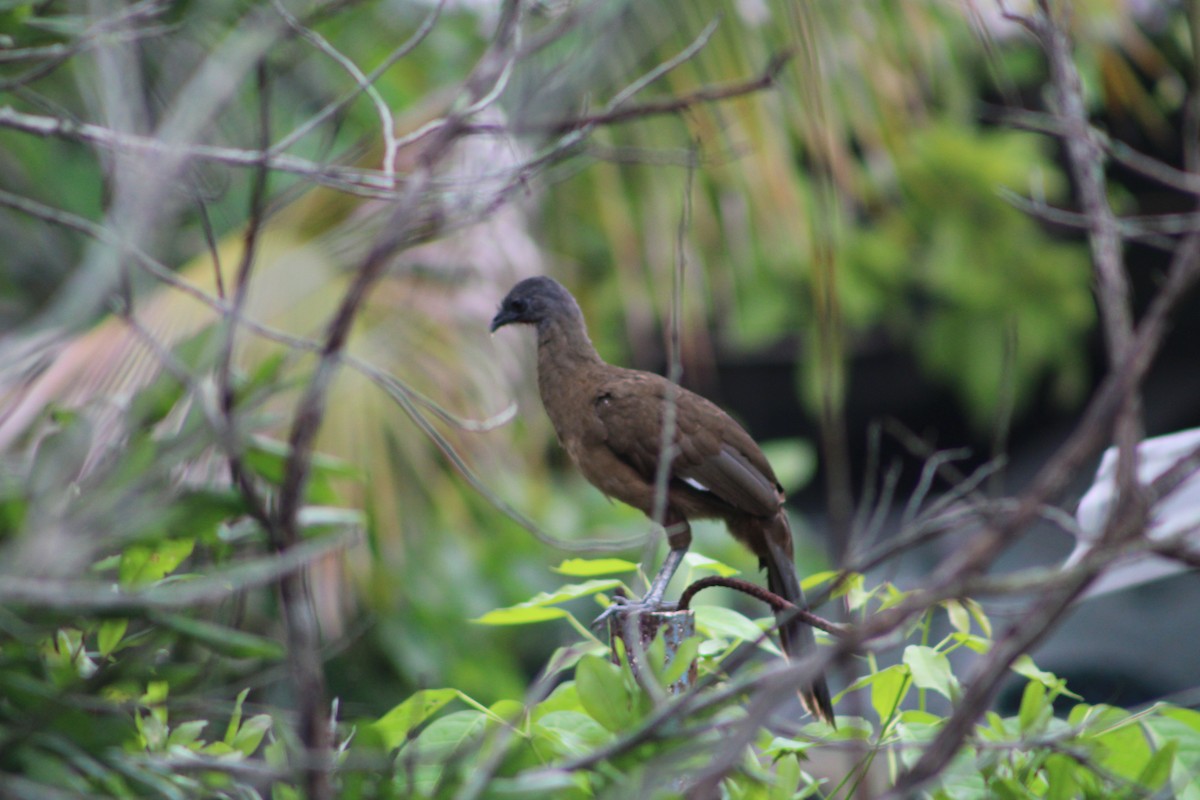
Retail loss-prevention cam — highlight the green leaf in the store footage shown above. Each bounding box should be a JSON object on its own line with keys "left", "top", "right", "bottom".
{"left": 575, "top": 655, "right": 634, "bottom": 733}
{"left": 1043, "top": 753, "right": 1078, "bottom": 800}
{"left": 1011, "top": 655, "right": 1081, "bottom": 699}
{"left": 768, "top": 748, "right": 802, "bottom": 800}
{"left": 682, "top": 552, "right": 739, "bottom": 578}
{"left": 226, "top": 688, "right": 249, "bottom": 744}
{"left": 120, "top": 539, "right": 196, "bottom": 586}
{"left": 800, "top": 570, "right": 839, "bottom": 593}
{"left": 1137, "top": 739, "right": 1176, "bottom": 790}
{"left": 410, "top": 710, "right": 486, "bottom": 761}
{"left": 243, "top": 437, "right": 359, "bottom": 500}
{"left": 867, "top": 664, "right": 911, "bottom": 725}
{"left": 472, "top": 579, "right": 622, "bottom": 625}
{"left": 1162, "top": 706, "right": 1200, "bottom": 733}
{"left": 695, "top": 606, "right": 767, "bottom": 645}
{"left": 963, "top": 598, "right": 993, "bottom": 638}
{"left": 842, "top": 574, "right": 872, "bottom": 611}
{"left": 942, "top": 599, "right": 971, "bottom": 634}
{"left": 371, "top": 688, "right": 458, "bottom": 750}
{"left": 127, "top": 370, "right": 187, "bottom": 429}
{"left": 1092, "top": 711, "right": 1151, "bottom": 780}
{"left": 473, "top": 606, "right": 569, "bottom": 626}
{"left": 238, "top": 349, "right": 289, "bottom": 401}
{"left": 150, "top": 613, "right": 284, "bottom": 660}
{"left": 903, "top": 645, "right": 959, "bottom": 701}
{"left": 97, "top": 619, "right": 127, "bottom": 658}
{"left": 533, "top": 710, "right": 610, "bottom": 758}
{"left": 230, "top": 714, "right": 272, "bottom": 757}
{"left": 660, "top": 635, "right": 701, "bottom": 688}
{"left": 949, "top": 632, "right": 991, "bottom": 654}
{"left": 167, "top": 720, "right": 208, "bottom": 749}
{"left": 1017, "top": 680, "right": 1048, "bottom": 735}
{"left": 553, "top": 558, "right": 638, "bottom": 576}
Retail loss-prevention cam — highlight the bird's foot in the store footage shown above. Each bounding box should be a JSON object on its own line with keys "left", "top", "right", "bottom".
{"left": 591, "top": 592, "right": 679, "bottom": 630}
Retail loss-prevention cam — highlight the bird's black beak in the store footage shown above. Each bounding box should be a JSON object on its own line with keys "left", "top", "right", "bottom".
{"left": 489, "top": 308, "right": 517, "bottom": 333}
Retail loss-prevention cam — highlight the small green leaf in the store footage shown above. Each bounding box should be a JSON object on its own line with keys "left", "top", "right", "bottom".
{"left": 949, "top": 632, "right": 991, "bottom": 654}
{"left": 472, "top": 579, "right": 622, "bottom": 625}
{"left": 695, "top": 606, "right": 766, "bottom": 645}
{"left": 473, "top": 606, "right": 569, "bottom": 626}
{"left": 120, "top": 539, "right": 196, "bottom": 586}
{"left": 231, "top": 714, "right": 272, "bottom": 756}
{"left": 1018, "top": 680, "right": 1048, "bottom": 734}
{"left": 842, "top": 574, "right": 871, "bottom": 611}
{"left": 1137, "top": 739, "right": 1176, "bottom": 790}
{"left": 410, "top": 710, "right": 486, "bottom": 761}
{"left": 1043, "top": 753, "right": 1078, "bottom": 800}
{"left": 553, "top": 558, "right": 638, "bottom": 576}
{"left": 239, "top": 350, "right": 289, "bottom": 400}
{"left": 167, "top": 720, "right": 208, "bottom": 749}
{"left": 682, "top": 552, "right": 739, "bottom": 577}
{"left": 1093, "top": 714, "right": 1152, "bottom": 780}
{"left": 903, "top": 645, "right": 959, "bottom": 701}
{"left": 127, "top": 370, "right": 187, "bottom": 428}
{"left": 226, "top": 688, "right": 249, "bottom": 744}
{"left": 800, "top": 570, "right": 839, "bottom": 593}
{"left": 769, "top": 747, "right": 802, "bottom": 800}
{"left": 660, "top": 636, "right": 701, "bottom": 688}
{"left": 1012, "top": 655, "right": 1081, "bottom": 699}
{"left": 243, "top": 437, "right": 359, "bottom": 497}
{"left": 1162, "top": 706, "right": 1200, "bottom": 732}
{"left": 644, "top": 630, "right": 667, "bottom": 685}
{"left": 963, "top": 598, "right": 993, "bottom": 638}
{"left": 533, "top": 710, "right": 610, "bottom": 758}
{"left": 97, "top": 619, "right": 128, "bottom": 658}
{"left": 371, "top": 688, "right": 458, "bottom": 750}
{"left": 868, "top": 664, "right": 911, "bottom": 725}
{"left": 575, "top": 655, "right": 633, "bottom": 733}
{"left": 942, "top": 599, "right": 971, "bottom": 634}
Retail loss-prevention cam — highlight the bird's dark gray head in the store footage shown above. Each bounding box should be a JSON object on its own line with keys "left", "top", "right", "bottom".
{"left": 489, "top": 276, "right": 581, "bottom": 333}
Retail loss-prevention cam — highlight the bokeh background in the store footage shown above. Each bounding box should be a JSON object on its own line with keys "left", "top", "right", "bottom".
{"left": 3, "top": 0, "right": 1199, "bottom": 744}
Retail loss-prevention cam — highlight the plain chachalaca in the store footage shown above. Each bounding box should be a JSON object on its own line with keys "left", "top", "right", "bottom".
{"left": 490, "top": 276, "right": 835, "bottom": 725}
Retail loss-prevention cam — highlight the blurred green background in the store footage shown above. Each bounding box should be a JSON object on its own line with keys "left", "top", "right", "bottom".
{"left": 2, "top": 0, "right": 1196, "bottom": 739}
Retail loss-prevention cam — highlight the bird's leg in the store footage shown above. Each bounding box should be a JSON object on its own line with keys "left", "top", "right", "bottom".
{"left": 640, "top": 517, "right": 691, "bottom": 608}
{"left": 593, "top": 517, "right": 691, "bottom": 628}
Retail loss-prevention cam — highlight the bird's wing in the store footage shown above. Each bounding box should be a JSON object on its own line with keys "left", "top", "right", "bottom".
{"left": 593, "top": 371, "right": 781, "bottom": 517}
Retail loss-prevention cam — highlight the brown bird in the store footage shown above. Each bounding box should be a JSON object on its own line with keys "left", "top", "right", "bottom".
{"left": 490, "top": 276, "right": 834, "bottom": 725}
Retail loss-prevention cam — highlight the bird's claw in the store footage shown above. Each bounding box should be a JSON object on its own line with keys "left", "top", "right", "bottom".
{"left": 591, "top": 594, "right": 678, "bottom": 630}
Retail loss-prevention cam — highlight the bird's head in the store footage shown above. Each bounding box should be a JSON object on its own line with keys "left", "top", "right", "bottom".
{"left": 489, "top": 276, "right": 580, "bottom": 332}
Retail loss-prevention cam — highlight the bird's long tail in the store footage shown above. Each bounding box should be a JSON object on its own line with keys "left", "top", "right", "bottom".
{"left": 762, "top": 514, "right": 836, "bottom": 727}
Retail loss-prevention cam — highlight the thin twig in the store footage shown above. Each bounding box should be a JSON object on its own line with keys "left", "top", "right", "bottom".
{"left": 272, "top": 0, "right": 399, "bottom": 179}
{"left": 678, "top": 576, "right": 847, "bottom": 637}
{"left": 0, "top": 106, "right": 397, "bottom": 193}
{"left": 270, "top": 0, "right": 447, "bottom": 159}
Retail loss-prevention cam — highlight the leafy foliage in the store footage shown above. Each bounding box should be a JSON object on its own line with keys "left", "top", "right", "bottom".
{"left": 0, "top": 327, "right": 357, "bottom": 797}
{"left": 336, "top": 560, "right": 1200, "bottom": 798}
{"left": 2, "top": 0, "right": 1198, "bottom": 797}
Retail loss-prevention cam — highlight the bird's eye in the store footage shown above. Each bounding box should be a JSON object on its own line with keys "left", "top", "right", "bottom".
{"left": 509, "top": 298, "right": 527, "bottom": 314}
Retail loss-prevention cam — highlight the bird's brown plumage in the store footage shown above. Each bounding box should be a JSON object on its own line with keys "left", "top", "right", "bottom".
{"left": 491, "top": 276, "right": 834, "bottom": 725}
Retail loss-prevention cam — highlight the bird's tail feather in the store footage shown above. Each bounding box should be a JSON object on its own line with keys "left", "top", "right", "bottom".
{"left": 762, "top": 517, "right": 835, "bottom": 727}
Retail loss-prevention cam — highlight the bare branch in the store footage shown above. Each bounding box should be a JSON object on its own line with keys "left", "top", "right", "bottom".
{"left": 0, "top": 105, "right": 398, "bottom": 194}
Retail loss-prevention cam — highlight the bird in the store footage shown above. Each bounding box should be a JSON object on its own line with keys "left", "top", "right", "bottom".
{"left": 490, "top": 275, "right": 834, "bottom": 725}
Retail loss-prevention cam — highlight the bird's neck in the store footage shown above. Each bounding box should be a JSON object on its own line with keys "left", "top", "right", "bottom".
{"left": 535, "top": 313, "right": 604, "bottom": 402}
